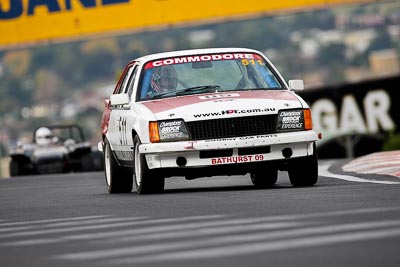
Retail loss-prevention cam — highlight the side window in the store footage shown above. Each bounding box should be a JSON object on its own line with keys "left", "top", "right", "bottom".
{"left": 124, "top": 65, "right": 138, "bottom": 96}
{"left": 119, "top": 66, "right": 135, "bottom": 94}
{"left": 114, "top": 73, "right": 126, "bottom": 94}
{"left": 114, "top": 65, "right": 135, "bottom": 95}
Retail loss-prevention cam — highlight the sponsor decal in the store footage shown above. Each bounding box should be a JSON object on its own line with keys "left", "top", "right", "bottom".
{"left": 194, "top": 108, "right": 275, "bottom": 118}
{"left": 199, "top": 93, "right": 240, "bottom": 99}
{"left": 213, "top": 99, "right": 235, "bottom": 103}
{"left": 159, "top": 120, "right": 188, "bottom": 140}
{"left": 211, "top": 154, "right": 265, "bottom": 164}
{"left": 205, "top": 137, "right": 237, "bottom": 143}
{"left": 204, "top": 134, "right": 278, "bottom": 142}
{"left": 277, "top": 110, "right": 304, "bottom": 130}
{"left": 145, "top": 53, "right": 261, "bottom": 69}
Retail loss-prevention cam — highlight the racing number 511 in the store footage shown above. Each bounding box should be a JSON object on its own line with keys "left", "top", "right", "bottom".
{"left": 242, "top": 59, "right": 264, "bottom": 66}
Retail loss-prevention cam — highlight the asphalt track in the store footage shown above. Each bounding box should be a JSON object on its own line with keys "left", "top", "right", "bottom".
{"left": 0, "top": 159, "right": 399, "bottom": 267}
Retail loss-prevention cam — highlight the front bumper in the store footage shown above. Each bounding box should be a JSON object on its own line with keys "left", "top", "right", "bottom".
{"left": 140, "top": 130, "right": 319, "bottom": 169}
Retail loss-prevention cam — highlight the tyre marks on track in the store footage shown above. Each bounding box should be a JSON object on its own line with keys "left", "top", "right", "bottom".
{"left": 1, "top": 207, "right": 400, "bottom": 265}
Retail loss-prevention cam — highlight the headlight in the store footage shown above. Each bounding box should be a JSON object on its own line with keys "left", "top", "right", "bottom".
{"left": 277, "top": 109, "right": 313, "bottom": 132}
{"left": 149, "top": 120, "right": 189, "bottom": 143}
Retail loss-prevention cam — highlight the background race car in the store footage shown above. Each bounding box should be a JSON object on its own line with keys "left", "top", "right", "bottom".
{"left": 9, "top": 124, "right": 103, "bottom": 176}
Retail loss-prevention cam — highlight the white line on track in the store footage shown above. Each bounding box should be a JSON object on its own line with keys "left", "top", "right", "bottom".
{"left": 0, "top": 215, "right": 224, "bottom": 239}
{"left": 55, "top": 220, "right": 400, "bottom": 262}
{"left": 0, "top": 215, "right": 109, "bottom": 227}
{"left": 0, "top": 217, "right": 147, "bottom": 234}
{"left": 0, "top": 218, "right": 149, "bottom": 239}
{"left": 113, "top": 227, "right": 400, "bottom": 264}
{"left": 134, "top": 228, "right": 400, "bottom": 263}
{"left": 3, "top": 208, "right": 400, "bottom": 248}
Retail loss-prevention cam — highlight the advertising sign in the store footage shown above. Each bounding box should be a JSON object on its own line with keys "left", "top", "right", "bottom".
{"left": 299, "top": 76, "right": 399, "bottom": 136}
{"left": 0, "top": 0, "right": 376, "bottom": 47}
{"left": 299, "top": 75, "right": 400, "bottom": 158}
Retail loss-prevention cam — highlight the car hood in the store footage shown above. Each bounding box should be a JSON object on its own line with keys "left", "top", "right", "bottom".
{"left": 141, "top": 90, "right": 303, "bottom": 121}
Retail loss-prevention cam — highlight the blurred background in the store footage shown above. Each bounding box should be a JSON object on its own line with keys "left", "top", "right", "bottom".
{"left": 1, "top": 0, "right": 400, "bottom": 177}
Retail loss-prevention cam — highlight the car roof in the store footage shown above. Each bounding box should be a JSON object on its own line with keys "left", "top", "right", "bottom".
{"left": 133, "top": 47, "right": 263, "bottom": 64}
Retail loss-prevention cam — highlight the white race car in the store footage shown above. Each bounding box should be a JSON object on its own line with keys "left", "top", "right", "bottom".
{"left": 99, "top": 47, "right": 320, "bottom": 194}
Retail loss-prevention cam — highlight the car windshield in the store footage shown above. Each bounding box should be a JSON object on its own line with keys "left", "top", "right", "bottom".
{"left": 51, "top": 126, "right": 85, "bottom": 143}
{"left": 138, "top": 52, "right": 283, "bottom": 101}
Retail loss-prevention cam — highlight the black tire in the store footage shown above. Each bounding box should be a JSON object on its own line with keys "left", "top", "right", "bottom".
{"left": 9, "top": 159, "right": 22, "bottom": 177}
{"left": 250, "top": 168, "right": 278, "bottom": 188}
{"left": 103, "top": 138, "right": 133, "bottom": 193}
{"left": 288, "top": 143, "right": 318, "bottom": 187}
{"left": 133, "top": 136, "right": 165, "bottom": 194}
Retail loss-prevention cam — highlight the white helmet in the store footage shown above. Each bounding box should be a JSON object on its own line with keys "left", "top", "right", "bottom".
{"left": 35, "top": 127, "right": 53, "bottom": 145}
{"left": 151, "top": 65, "right": 178, "bottom": 93}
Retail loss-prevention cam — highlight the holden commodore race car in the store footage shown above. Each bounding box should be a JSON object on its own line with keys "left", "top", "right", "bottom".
{"left": 9, "top": 124, "right": 103, "bottom": 176}
{"left": 99, "top": 47, "right": 321, "bottom": 194}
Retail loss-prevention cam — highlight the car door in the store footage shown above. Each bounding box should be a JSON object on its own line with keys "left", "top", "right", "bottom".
{"left": 107, "top": 63, "right": 136, "bottom": 154}
{"left": 117, "top": 64, "right": 139, "bottom": 152}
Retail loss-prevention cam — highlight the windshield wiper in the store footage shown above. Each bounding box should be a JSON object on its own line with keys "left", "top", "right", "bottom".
{"left": 149, "top": 85, "right": 221, "bottom": 100}
{"left": 149, "top": 91, "right": 177, "bottom": 100}
{"left": 175, "top": 85, "right": 221, "bottom": 95}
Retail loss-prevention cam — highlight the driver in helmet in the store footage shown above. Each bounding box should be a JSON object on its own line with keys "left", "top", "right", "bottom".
{"left": 150, "top": 65, "right": 178, "bottom": 94}
{"left": 35, "top": 127, "right": 57, "bottom": 146}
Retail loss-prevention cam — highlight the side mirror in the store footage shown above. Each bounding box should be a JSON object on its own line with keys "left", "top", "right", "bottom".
{"left": 110, "top": 94, "right": 130, "bottom": 106}
{"left": 288, "top": 79, "right": 304, "bottom": 91}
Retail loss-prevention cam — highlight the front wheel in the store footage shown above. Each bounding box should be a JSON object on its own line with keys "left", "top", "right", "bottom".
{"left": 103, "top": 138, "right": 133, "bottom": 193}
{"left": 250, "top": 168, "right": 278, "bottom": 188}
{"left": 9, "top": 159, "right": 22, "bottom": 177}
{"left": 133, "top": 136, "right": 165, "bottom": 194}
{"left": 288, "top": 143, "right": 318, "bottom": 187}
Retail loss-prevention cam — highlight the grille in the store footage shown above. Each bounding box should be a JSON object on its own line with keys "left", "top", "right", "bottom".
{"left": 186, "top": 114, "right": 277, "bottom": 140}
